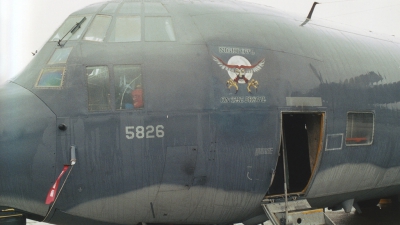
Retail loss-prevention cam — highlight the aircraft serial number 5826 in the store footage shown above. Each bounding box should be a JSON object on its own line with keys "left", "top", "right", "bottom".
{"left": 125, "top": 125, "right": 165, "bottom": 139}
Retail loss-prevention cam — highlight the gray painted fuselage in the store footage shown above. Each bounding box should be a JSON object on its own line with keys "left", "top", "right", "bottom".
{"left": 1, "top": 0, "right": 400, "bottom": 224}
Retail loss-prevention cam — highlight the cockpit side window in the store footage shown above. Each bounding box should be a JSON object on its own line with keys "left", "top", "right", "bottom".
{"left": 51, "top": 15, "right": 92, "bottom": 42}
{"left": 48, "top": 47, "right": 73, "bottom": 64}
{"left": 35, "top": 47, "right": 73, "bottom": 89}
{"left": 83, "top": 15, "right": 112, "bottom": 42}
{"left": 109, "top": 16, "right": 141, "bottom": 42}
{"left": 145, "top": 17, "right": 176, "bottom": 42}
{"left": 345, "top": 112, "right": 374, "bottom": 146}
{"left": 114, "top": 65, "right": 143, "bottom": 110}
{"left": 87, "top": 66, "right": 111, "bottom": 111}
{"left": 35, "top": 67, "right": 65, "bottom": 88}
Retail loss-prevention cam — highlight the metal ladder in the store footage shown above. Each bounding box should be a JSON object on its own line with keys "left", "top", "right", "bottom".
{"left": 261, "top": 199, "right": 336, "bottom": 225}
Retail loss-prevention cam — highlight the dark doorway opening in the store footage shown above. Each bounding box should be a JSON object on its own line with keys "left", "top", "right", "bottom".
{"left": 267, "top": 113, "right": 323, "bottom": 196}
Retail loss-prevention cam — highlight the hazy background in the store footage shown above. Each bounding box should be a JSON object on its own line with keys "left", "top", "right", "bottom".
{"left": 1, "top": 0, "right": 400, "bottom": 84}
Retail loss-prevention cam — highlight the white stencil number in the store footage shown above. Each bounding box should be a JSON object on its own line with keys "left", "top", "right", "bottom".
{"left": 136, "top": 126, "right": 145, "bottom": 139}
{"left": 156, "top": 125, "right": 164, "bottom": 138}
{"left": 126, "top": 126, "right": 135, "bottom": 139}
{"left": 125, "top": 125, "right": 164, "bottom": 139}
{"left": 146, "top": 126, "right": 155, "bottom": 138}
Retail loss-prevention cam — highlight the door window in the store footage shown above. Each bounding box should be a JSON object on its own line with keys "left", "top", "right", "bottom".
{"left": 346, "top": 112, "right": 374, "bottom": 146}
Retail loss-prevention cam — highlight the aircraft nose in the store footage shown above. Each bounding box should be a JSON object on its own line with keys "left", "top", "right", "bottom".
{"left": 0, "top": 82, "right": 57, "bottom": 217}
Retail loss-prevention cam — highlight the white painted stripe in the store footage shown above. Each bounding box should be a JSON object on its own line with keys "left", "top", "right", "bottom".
{"left": 286, "top": 97, "right": 322, "bottom": 107}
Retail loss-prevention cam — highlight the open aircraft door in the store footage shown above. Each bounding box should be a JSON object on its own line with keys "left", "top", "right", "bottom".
{"left": 261, "top": 112, "right": 333, "bottom": 225}
{"left": 267, "top": 112, "right": 325, "bottom": 196}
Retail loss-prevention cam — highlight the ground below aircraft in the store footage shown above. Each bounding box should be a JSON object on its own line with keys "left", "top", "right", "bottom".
{"left": 1, "top": 0, "right": 400, "bottom": 225}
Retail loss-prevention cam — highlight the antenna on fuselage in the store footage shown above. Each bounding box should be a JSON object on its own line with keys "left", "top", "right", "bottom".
{"left": 307, "top": 2, "right": 320, "bottom": 19}
{"left": 300, "top": 2, "right": 320, "bottom": 26}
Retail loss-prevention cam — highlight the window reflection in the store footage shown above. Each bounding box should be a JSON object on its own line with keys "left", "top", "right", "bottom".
{"left": 145, "top": 17, "right": 176, "bottom": 41}
{"left": 51, "top": 16, "right": 91, "bottom": 41}
{"left": 346, "top": 112, "right": 374, "bottom": 146}
{"left": 83, "top": 15, "right": 112, "bottom": 42}
{"left": 109, "top": 16, "right": 141, "bottom": 42}
{"left": 36, "top": 67, "right": 65, "bottom": 88}
{"left": 48, "top": 48, "right": 73, "bottom": 64}
{"left": 114, "top": 65, "right": 143, "bottom": 110}
{"left": 87, "top": 66, "right": 111, "bottom": 111}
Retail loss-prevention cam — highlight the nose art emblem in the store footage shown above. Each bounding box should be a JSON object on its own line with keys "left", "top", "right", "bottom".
{"left": 213, "top": 55, "right": 265, "bottom": 93}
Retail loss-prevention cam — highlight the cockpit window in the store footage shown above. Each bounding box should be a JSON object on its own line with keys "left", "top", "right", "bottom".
{"left": 83, "top": 15, "right": 112, "bottom": 42}
{"left": 145, "top": 17, "right": 176, "bottom": 41}
{"left": 87, "top": 66, "right": 111, "bottom": 111}
{"left": 114, "top": 65, "right": 143, "bottom": 110}
{"left": 119, "top": 2, "right": 141, "bottom": 14}
{"left": 48, "top": 48, "right": 73, "bottom": 64}
{"left": 36, "top": 67, "right": 65, "bottom": 88}
{"left": 144, "top": 2, "right": 168, "bottom": 13}
{"left": 51, "top": 15, "right": 91, "bottom": 42}
{"left": 109, "top": 16, "right": 141, "bottom": 42}
{"left": 102, "top": 2, "right": 119, "bottom": 13}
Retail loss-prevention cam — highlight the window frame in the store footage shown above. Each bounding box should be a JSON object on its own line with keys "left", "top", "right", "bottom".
{"left": 47, "top": 47, "right": 73, "bottom": 64}
{"left": 108, "top": 16, "right": 142, "bottom": 42}
{"left": 83, "top": 14, "right": 113, "bottom": 42}
{"left": 86, "top": 65, "right": 112, "bottom": 111}
{"left": 118, "top": 2, "right": 142, "bottom": 14}
{"left": 345, "top": 111, "right": 375, "bottom": 146}
{"left": 50, "top": 15, "right": 92, "bottom": 42}
{"left": 113, "top": 64, "right": 143, "bottom": 110}
{"left": 144, "top": 2, "right": 168, "bottom": 14}
{"left": 35, "top": 67, "right": 66, "bottom": 89}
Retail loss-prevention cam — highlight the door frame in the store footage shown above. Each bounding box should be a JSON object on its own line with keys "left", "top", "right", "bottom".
{"left": 267, "top": 110, "right": 326, "bottom": 197}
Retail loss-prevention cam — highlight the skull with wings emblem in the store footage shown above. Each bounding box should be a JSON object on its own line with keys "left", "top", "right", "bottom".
{"left": 213, "top": 55, "right": 265, "bottom": 93}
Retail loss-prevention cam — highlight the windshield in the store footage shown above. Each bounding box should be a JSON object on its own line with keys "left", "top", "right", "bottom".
{"left": 51, "top": 15, "right": 92, "bottom": 42}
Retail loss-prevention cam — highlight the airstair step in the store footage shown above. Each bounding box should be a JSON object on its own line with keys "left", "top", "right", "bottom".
{"left": 261, "top": 199, "right": 336, "bottom": 225}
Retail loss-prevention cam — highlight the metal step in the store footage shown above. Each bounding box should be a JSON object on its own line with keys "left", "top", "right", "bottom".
{"left": 261, "top": 199, "right": 335, "bottom": 225}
